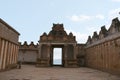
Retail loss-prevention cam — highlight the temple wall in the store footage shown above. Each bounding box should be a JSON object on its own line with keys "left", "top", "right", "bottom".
{"left": 85, "top": 17, "right": 120, "bottom": 75}
{"left": 18, "top": 50, "right": 38, "bottom": 64}
{"left": 67, "top": 45, "right": 74, "bottom": 59}
{"left": 76, "top": 44, "right": 85, "bottom": 67}
{"left": 0, "top": 19, "right": 19, "bottom": 44}
{"left": 18, "top": 42, "right": 38, "bottom": 64}
{"left": 0, "top": 19, "right": 19, "bottom": 71}
{"left": 41, "top": 44, "right": 48, "bottom": 59}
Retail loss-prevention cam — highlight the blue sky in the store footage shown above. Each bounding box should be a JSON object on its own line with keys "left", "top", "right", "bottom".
{"left": 0, "top": 0, "right": 120, "bottom": 44}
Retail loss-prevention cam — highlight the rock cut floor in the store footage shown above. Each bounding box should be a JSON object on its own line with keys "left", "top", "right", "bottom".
{"left": 0, "top": 65, "right": 120, "bottom": 80}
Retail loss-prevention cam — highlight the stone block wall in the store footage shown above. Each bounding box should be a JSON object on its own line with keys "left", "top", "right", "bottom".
{"left": 76, "top": 44, "right": 85, "bottom": 67}
{"left": 18, "top": 41, "right": 38, "bottom": 64}
{"left": 85, "top": 17, "right": 120, "bottom": 75}
{"left": 0, "top": 19, "right": 19, "bottom": 71}
{"left": 0, "top": 19, "right": 19, "bottom": 44}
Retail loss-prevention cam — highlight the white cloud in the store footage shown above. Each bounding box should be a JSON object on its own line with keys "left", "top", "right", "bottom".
{"left": 68, "top": 14, "right": 105, "bottom": 22}
{"left": 69, "top": 15, "right": 91, "bottom": 22}
{"left": 108, "top": 8, "right": 120, "bottom": 19}
{"left": 66, "top": 29, "right": 88, "bottom": 43}
{"left": 112, "top": 0, "right": 120, "bottom": 2}
{"left": 95, "top": 14, "right": 105, "bottom": 20}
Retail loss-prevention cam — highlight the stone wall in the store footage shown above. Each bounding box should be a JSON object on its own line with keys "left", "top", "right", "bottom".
{"left": 85, "top": 17, "right": 120, "bottom": 75}
{"left": 0, "top": 19, "right": 19, "bottom": 71}
{"left": 18, "top": 41, "right": 38, "bottom": 64}
{"left": 76, "top": 44, "right": 85, "bottom": 67}
{"left": 0, "top": 19, "right": 19, "bottom": 44}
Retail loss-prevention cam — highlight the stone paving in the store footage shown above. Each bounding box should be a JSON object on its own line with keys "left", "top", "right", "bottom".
{"left": 0, "top": 65, "right": 120, "bottom": 80}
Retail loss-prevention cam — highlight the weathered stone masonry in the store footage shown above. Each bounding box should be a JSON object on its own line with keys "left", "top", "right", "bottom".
{"left": 86, "top": 17, "right": 120, "bottom": 75}
{"left": 18, "top": 41, "right": 38, "bottom": 64}
{"left": 37, "top": 24, "right": 78, "bottom": 67}
{"left": 0, "top": 19, "right": 20, "bottom": 71}
{"left": 18, "top": 17, "right": 120, "bottom": 74}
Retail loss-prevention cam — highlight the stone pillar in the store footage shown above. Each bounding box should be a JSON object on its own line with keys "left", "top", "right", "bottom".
{"left": 2, "top": 41, "right": 8, "bottom": 70}
{"left": 64, "top": 44, "right": 68, "bottom": 59}
{"left": 64, "top": 44, "right": 68, "bottom": 67}
{"left": 101, "top": 43, "right": 105, "bottom": 70}
{"left": 94, "top": 46, "right": 97, "bottom": 69}
{"left": 0, "top": 39, "right": 5, "bottom": 70}
{"left": 73, "top": 44, "right": 77, "bottom": 59}
{"left": 10, "top": 43, "right": 13, "bottom": 64}
{"left": 103, "top": 43, "right": 105, "bottom": 70}
{"left": 16, "top": 46, "right": 19, "bottom": 63}
{"left": 107, "top": 42, "right": 110, "bottom": 71}
{"left": 47, "top": 44, "right": 51, "bottom": 58}
{"left": 11, "top": 44, "right": 15, "bottom": 64}
{"left": 0, "top": 38, "right": 2, "bottom": 70}
{"left": 38, "top": 44, "right": 42, "bottom": 58}
{"left": 47, "top": 44, "right": 51, "bottom": 66}
{"left": 112, "top": 40, "right": 117, "bottom": 72}
{"left": 12, "top": 45, "right": 15, "bottom": 64}
{"left": 14, "top": 45, "right": 18, "bottom": 64}
{"left": 7, "top": 42, "right": 11, "bottom": 66}
{"left": 5, "top": 42, "right": 10, "bottom": 68}
{"left": 105, "top": 43, "right": 108, "bottom": 70}
{"left": 96, "top": 46, "right": 98, "bottom": 69}
{"left": 14, "top": 45, "right": 17, "bottom": 64}
{"left": 73, "top": 43, "right": 78, "bottom": 67}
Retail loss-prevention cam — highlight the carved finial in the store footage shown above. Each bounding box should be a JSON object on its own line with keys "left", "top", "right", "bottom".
{"left": 43, "top": 32, "right": 47, "bottom": 36}
{"left": 30, "top": 41, "right": 34, "bottom": 45}
{"left": 86, "top": 36, "right": 92, "bottom": 44}
{"left": 100, "top": 25, "right": 108, "bottom": 36}
{"left": 69, "top": 32, "right": 73, "bottom": 36}
{"left": 92, "top": 31, "right": 99, "bottom": 39}
{"left": 23, "top": 41, "right": 28, "bottom": 46}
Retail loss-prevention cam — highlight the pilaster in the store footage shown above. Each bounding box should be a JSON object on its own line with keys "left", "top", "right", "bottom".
{"left": 64, "top": 44, "right": 68, "bottom": 67}
{"left": 0, "top": 39, "right": 5, "bottom": 70}
{"left": 2, "top": 41, "right": 8, "bottom": 69}
{"left": 38, "top": 44, "right": 42, "bottom": 58}
{"left": 73, "top": 44, "right": 77, "bottom": 59}
{"left": 47, "top": 44, "right": 51, "bottom": 66}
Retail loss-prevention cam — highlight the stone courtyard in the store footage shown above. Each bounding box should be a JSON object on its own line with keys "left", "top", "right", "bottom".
{"left": 0, "top": 65, "right": 120, "bottom": 80}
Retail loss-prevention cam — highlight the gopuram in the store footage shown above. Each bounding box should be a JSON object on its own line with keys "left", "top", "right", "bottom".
{"left": 36, "top": 24, "right": 78, "bottom": 67}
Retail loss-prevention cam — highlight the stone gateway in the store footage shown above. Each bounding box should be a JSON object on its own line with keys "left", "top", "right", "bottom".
{"left": 37, "top": 24, "right": 78, "bottom": 67}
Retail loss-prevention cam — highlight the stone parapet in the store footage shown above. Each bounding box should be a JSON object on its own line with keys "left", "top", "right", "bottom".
{"left": 19, "top": 41, "right": 38, "bottom": 50}
{"left": 0, "top": 18, "right": 20, "bottom": 44}
{"left": 85, "top": 17, "right": 120, "bottom": 75}
{"left": 86, "top": 17, "right": 120, "bottom": 47}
